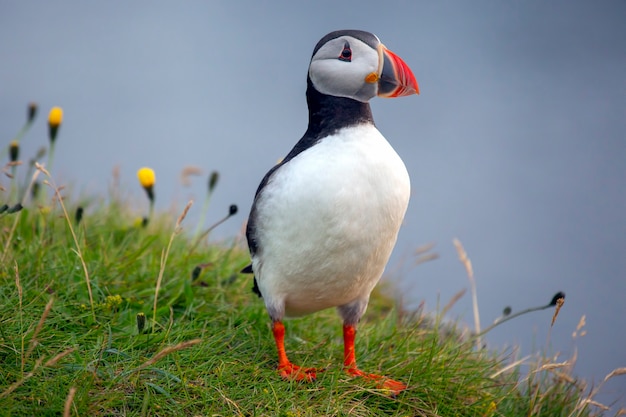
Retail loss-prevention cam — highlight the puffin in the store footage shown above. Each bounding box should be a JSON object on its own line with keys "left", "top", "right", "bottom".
{"left": 244, "top": 29, "right": 419, "bottom": 394}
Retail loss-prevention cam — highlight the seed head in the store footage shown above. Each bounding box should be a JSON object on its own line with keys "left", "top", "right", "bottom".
{"left": 136, "top": 312, "right": 146, "bottom": 334}
{"left": 75, "top": 206, "right": 84, "bottom": 225}
{"left": 549, "top": 291, "right": 565, "bottom": 307}
{"left": 9, "top": 140, "right": 19, "bottom": 162}
{"left": 191, "top": 265, "right": 202, "bottom": 281}
{"left": 209, "top": 171, "right": 220, "bottom": 193}
{"left": 28, "top": 102, "right": 38, "bottom": 124}
{"left": 31, "top": 181, "right": 41, "bottom": 199}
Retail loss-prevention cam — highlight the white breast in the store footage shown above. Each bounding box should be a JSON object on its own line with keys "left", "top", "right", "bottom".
{"left": 253, "top": 124, "right": 410, "bottom": 317}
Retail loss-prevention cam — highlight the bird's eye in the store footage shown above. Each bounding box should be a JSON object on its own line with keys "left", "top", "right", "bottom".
{"left": 338, "top": 42, "right": 352, "bottom": 62}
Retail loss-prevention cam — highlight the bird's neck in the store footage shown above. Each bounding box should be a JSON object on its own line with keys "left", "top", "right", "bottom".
{"left": 305, "top": 78, "right": 374, "bottom": 139}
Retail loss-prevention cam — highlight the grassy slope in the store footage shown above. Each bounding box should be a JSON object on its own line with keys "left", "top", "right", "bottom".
{"left": 0, "top": 195, "right": 602, "bottom": 417}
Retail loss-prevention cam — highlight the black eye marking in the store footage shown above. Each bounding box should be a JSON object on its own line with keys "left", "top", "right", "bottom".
{"left": 338, "top": 41, "right": 352, "bottom": 62}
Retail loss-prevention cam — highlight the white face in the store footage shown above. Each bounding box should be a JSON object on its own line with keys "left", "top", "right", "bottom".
{"left": 308, "top": 35, "right": 381, "bottom": 103}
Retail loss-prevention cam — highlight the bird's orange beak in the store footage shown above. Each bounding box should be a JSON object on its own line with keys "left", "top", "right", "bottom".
{"left": 375, "top": 45, "right": 419, "bottom": 98}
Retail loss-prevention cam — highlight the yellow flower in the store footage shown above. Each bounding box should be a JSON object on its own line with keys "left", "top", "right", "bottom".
{"left": 137, "top": 167, "right": 156, "bottom": 188}
{"left": 48, "top": 106, "right": 63, "bottom": 127}
{"left": 106, "top": 294, "right": 123, "bottom": 307}
{"left": 48, "top": 106, "right": 63, "bottom": 143}
{"left": 137, "top": 167, "right": 156, "bottom": 205}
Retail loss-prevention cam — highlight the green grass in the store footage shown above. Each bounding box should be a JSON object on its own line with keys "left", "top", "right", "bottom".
{"left": 0, "top": 183, "right": 617, "bottom": 416}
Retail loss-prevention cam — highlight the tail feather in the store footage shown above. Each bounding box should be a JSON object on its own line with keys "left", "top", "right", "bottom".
{"left": 241, "top": 264, "right": 263, "bottom": 298}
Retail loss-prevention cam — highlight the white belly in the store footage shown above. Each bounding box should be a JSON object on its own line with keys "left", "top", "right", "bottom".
{"left": 253, "top": 124, "right": 410, "bottom": 317}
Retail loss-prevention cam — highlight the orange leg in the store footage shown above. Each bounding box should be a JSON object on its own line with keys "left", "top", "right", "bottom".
{"left": 343, "top": 324, "right": 407, "bottom": 395}
{"left": 272, "top": 321, "right": 317, "bottom": 382}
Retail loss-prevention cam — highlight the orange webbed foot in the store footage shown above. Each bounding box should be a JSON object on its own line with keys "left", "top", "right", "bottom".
{"left": 278, "top": 362, "right": 318, "bottom": 382}
{"left": 342, "top": 324, "right": 407, "bottom": 396}
{"left": 346, "top": 367, "right": 407, "bottom": 396}
{"left": 272, "top": 321, "right": 320, "bottom": 383}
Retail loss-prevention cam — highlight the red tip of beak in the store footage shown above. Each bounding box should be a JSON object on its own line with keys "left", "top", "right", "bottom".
{"left": 379, "top": 48, "right": 419, "bottom": 98}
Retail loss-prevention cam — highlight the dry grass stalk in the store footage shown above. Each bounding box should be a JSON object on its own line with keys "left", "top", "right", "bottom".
{"left": 14, "top": 261, "right": 22, "bottom": 310}
{"left": 552, "top": 370, "right": 576, "bottom": 384}
{"left": 581, "top": 399, "right": 610, "bottom": 411}
{"left": 44, "top": 347, "right": 76, "bottom": 367}
{"left": 573, "top": 366, "right": 626, "bottom": 416}
{"left": 63, "top": 387, "right": 77, "bottom": 417}
{"left": 215, "top": 387, "right": 243, "bottom": 415}
{"left": 551, "top": 296, "right": 565, "bottom": 327}
{"left": 414, "top": 252, "right": 439, "bottom": 266}
{"left": 442, "top": 288, "right": 467, "bottom": 317}
{"left": 604, "top": 367, "right": 626, "bottom": 381}
{"left": 153, "top": 200, "right": 193, "bottom": 325}
{"left": 414, "top": 242, "right": 436, "bottom": 255}
{"left": 180, "top": 165, "right": 203, "bottom": 186}
{"left": 24, "top": 297, "right": 54, "bottom": 364}
{"left": 572, "top": 315, "right": 586, "bottom": 339}
{"left": 537, "top": 361, "right": 570, "bottom": 372}
{"left": 135, "top": 338, "right": 202, "bottom": 372}
{"left": 36, "top": 163, "right": 95, "bottom": 318}
{"left": 14, "top": 261, "right": 24, "bottom": 372}
{"left": 566, "top": 348, "right": 578, "bottom": 375}
{"left": 453, "top": 238, "right": 481, "bottom": 348}
{"left": 3, "top": 160, "right": 23, "bottom": 173}
{"left": 176, "top": 200, "right": 193, "bottom": 231}
{"left": 490, "top": 355, "right": 531, "bottom": 378}
{"left": 413, "top": 242, "right": 439, "bottom": 266}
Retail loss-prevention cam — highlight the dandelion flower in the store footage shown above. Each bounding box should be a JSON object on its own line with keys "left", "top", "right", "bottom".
{"left": 137, "top": 167, "right": 155, "bottom": 190}
{"left": 137, "top": 167, "right": 155, "bottom": 223}
{"left": 43, "top": 106, "right": 64, "bottom": 182}
{"left": 48, "top": 106, "right": 63, "bottom": 143}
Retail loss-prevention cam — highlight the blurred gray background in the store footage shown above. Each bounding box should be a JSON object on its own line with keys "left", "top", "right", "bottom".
{"left": 2, "top": 1, "right": 625, "bottom": 410}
